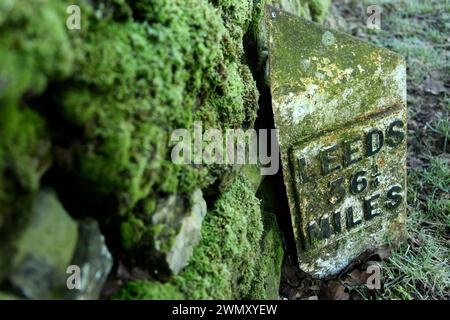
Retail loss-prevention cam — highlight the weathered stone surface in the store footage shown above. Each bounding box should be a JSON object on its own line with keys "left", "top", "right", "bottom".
{"left": 152, "top": 189, "right": 207, "bottom": 275}
{"left": 65, "top": 219, "right": 113, "bottom": 300}
{"left": 266, "top": 7, "right": 407, "bottom": 278}
{"left": 9, "top": 189, "right": 78, "bottom": 299}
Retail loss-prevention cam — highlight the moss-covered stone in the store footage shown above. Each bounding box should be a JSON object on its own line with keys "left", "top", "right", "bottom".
{"left": 0, "top": 106, "right": 52, "bottom": 281}
{"left": 0, "top": 0, "right": 71, "bottom": 282}
{"left": 115, "top": 169, "right": 283, "bottom": 299}
{"left": 9, "top": 189, "right": 78, "bottom": 299}
{"left": 0, "top": 106, "right": 51, "bottom": 216}
{"left": 54, "top": 1, "right": 226, "bottom": 213}
{"left": 40, "top": 1, "right": 261, "bottom": 268}
{"left": 0, "top": 0, "right": 73, "bottom": 101}
{"left": 0, "top": 0, "right": 331, "bottom": 298}
{"left": 120, "top": 189, "right": 207, "bottom": 276}
{"left": 0, "top": 0, "right": 258, "bottom": 272}
{"left": 267, "top": 7, "right": 407, "bottom": 278}
{"left": 250, "top": 211, "right": 284, "bottom": 299}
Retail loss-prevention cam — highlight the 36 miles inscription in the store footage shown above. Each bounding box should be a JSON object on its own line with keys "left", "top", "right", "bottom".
{"left": 290, "top": 113, "right": 406, "bottom": 250}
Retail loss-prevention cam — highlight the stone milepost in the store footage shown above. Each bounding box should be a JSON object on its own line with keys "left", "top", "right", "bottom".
{"left": 266, "top": 6, "right": 407, "bottom": 278}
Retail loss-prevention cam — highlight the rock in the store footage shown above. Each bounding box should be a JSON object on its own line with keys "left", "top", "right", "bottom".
{"left": 0, "top": 106, "right": 52, "bottom": 282}
{"left": 115, "top": 172, "right": 279, "bottom": 299}
{"left": 64, "top": 219, "right": 113, "bottom": 300}
{"left": 266, "top": 7, "right": 407, "bottom": 278}
{"left": 9, "top": 189, "right": 78, "bottom": 299}
{"left": 152, "top": 189, "right": 207, "bottom": 275}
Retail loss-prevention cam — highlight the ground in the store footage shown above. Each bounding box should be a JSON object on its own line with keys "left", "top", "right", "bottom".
{"left": 281, "top": 0, "right": 449, "bottom": 300}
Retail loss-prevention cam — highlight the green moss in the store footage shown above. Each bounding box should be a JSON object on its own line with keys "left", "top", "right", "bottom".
{"left": 0, "top": 0, "right": 73, "bottom": 101}
{"left": 120, "top": 216, "right": 146, "bottom": 251}
{"left": 43, "top": 0, "right": 260, "bottom": 267}
{"left": 47, "top": 0, "right": 258, "bottom": 216}
{"left": 113, "top": 280, "right": 185, "bottom": 300}
{"left": 211, "top": 0, "right": 254, "bottom": 58}
{"left": 176, "top": 173, "right": 264, "bottom": 299}
{"left": 116, "top": 170, "right": 284, "bottom": 299}
{"left": 307, "top": 0, "right": 331, "bottom": 22}
{"left": 0, "top": 0, "right": 69, "bottom": 224}
{"left": 250, "top": 211, "right": 283, "bottom": 299}
{"left": 0, "top": 105, "right": 51, "bottom": 281}
{"left": 0, "top": 0, "right": 330, "bottom": 296}
{"left": 0, "top": 107, "right": 51, "bottom": 229}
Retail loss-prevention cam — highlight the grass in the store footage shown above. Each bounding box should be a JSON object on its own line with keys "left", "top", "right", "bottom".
{"left": 332, "top": 0, "right": 450, "bottom": 299}
{"left": 381, "top": 157, "right": 449, "bottom": 300}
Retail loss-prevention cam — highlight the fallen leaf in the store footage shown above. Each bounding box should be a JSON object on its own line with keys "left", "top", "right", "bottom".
{"left": 130, "top": 267, "right": 151, "bottom": 280}
{"left": 320, "top": 281, "right": 350, "bottom": 300}
{"left": 344, "top": 269, "right": 369, "bottom": 287}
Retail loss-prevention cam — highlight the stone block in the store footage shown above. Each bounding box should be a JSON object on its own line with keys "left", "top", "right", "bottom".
{"left": 266, "top": 6, "right": 407, "bottom": 278}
